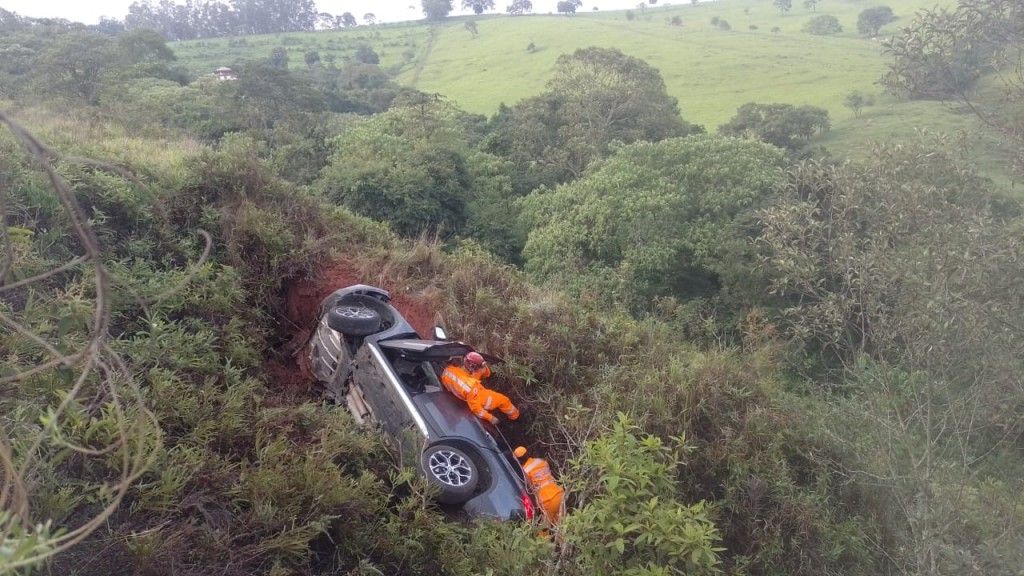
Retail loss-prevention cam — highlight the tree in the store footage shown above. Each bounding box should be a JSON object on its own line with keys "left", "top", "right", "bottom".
{"left": 96, "top": 16, "right": 126, "bottom": 35}
{"left": 422, "top": 0, "right": 454, "bottom": 20}
{"left": 842, "top": 90, "right": 874, "bottom": 117}
{"left": 802, "top": 14, "right": 842, "bottom": 34}
{"left": 803, "top": 0, "right": 818, "bottom": 11}
{"left": 757, "top": 148, "right": 1024, "bottom": 571}
{"left": 556, "top": 0, "right": 583, "bottom": 15}
{"left": 774, "top": 0, "right": 792, "bottom": 14}
{"left": 880, "top": 0, "right": 1022, "bottom": 172}
{"left": 340, "top": 11, "right": 357, "bottom": 27}
{"left": 857, "top": 6, "right": 894, "bottom": 36}
{"left": 304, "top": 50, "right": 320, "bottom": 68}
{"left": 354, "top": 44, "right": 380, "bottom": 65}
{"left": 564, "top": 417, "right": 722, "bottom": 576}
{"left": 462, "top": 0, "right": 495, "bottom": 14}
{"left": 269, "top": 46, "right": 289, "bottom": 69}
{"left": 718, "top": 19, "right": 731, "bottom": 30}
{"left": 37, "top": 32, "right": 118, "bottom": 103}
{"left": 317, "top": 98, "right": 478, "bottom": 236}
{"left": 485, "top": 47, "right": 700, "bottom": 189}
{"left": 520, "top": 136, "right": 785, "bottom": 308}
{"left": 363, "top": 12, "right": 377, "bottom": 25}
{"left": 880, "top": 7, "right": 983, "bottom": 99}
{"left": 719, "top": 102, "right": 830, "bottom": 150}
{"left": 506, "top": 0, "right": 533, "bottom": 15}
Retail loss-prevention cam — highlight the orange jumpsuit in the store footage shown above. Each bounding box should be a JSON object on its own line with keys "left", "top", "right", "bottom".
{"left": 522, "top": 456, "right": 564, "bottom": 524}
{"left": 441, "top": 363, "right": 519, "bottom": 425}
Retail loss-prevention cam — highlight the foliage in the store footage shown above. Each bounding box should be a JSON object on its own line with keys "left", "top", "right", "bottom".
{"left": 881, "top": 6, "right": 983, "bottom": 98}
{"left": 802, "top": 14, "right": 842, "bottom": 35}
{"left": 880, "top": 0, "right": 1023, "bottom": 172}
{"left": 562, "top": 415, "right": 722, "bottom": 576}
{"left": 774, "top": 0, "right": 793, "bottom": 14}
{"left": 719, "top": 102, "right": 830, "bottom": 150}
{"left": 303, "top": 49, "right": 320, "bottom": 67}
{"left": 857, "top": 6, "right": 895, "bottom": 36}
{"left": 485, "top": 47, "right": 698, "bottom": 190}
{"left": 557, "top": 0, "right": 583, "bottom": 15}
{"left": 842, "top": 90, "right": 875, "bottom": 117}
{"left": 422, "top": 0, "right": 455, "bottom": 20}
{"left": 463, "top": 0, "right": 496, "bottom": 15}
{"left": 1, "top": 28, "right": 180, "bottom": 104}
{"left": 520, "top": 136, "right": 785, "bottom": 310}
{"left": 124, "top": 0, "right": 322, "bottom": 40}
{"left": 825, "top": 359, "right": 1024, "bottom": 576}
{"left": 5, "top": 11, "right": 1023, "bottom": 576}
{"left": 317, "top": 96, "right": 486, "bottom": 237}
{"left": 339, "top": 11, "right": 358, "bottom": 27}
{"left": 354, "top": 44, "right": 380, "bottom": 64}
{"left": 507, "top": 0, "right": 533, "bottom": 15}
{"left": 757, "top": 136, "right": 1024, "bottom": 385}
{"left": 269, "top": 46, "right": 289, "bottom": 69}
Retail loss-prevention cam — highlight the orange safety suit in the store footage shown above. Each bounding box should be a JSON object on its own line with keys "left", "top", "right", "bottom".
{"left": 522, "top": 456, "right": 565, "bottom": 525}
{"left": 441, "top": 363, "right": 519, "bottom": 425}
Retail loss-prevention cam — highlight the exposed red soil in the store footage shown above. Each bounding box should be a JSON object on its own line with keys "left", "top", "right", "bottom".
{"left": 266, "top": 259, "right": 442, "bottom": 394}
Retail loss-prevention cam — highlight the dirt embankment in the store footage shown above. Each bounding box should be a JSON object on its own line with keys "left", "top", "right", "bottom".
{"left": 268, "top": 260, "right": 442, "bottom": 394}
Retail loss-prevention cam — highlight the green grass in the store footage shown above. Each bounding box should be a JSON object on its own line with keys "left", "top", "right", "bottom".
{"left": 171, "top": 23, "right": 432, "bottom": 76}
{"left": 173, "top": 0, "right": 1020, "bottom": 190}
{"left": 398, "top": 0, "right": 947, "bottom": 125}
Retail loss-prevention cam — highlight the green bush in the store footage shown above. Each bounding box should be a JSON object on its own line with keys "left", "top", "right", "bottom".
{"left": 520, "top": 136, "right": 785, "bottom": 310}
{"left": 564, "top": 415, "right": 722, "bottom": 575}
{"left": 802, "top": 14, "right": 843, "bottom": 35}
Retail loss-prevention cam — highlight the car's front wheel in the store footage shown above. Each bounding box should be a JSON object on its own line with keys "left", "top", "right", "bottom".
{"left": 422, "top": 443, "right": 480, "bottom": 504}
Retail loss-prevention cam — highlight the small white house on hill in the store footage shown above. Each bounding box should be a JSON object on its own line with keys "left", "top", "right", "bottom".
{"left": 214, "top": 67, "right": 237, "bottom": 81}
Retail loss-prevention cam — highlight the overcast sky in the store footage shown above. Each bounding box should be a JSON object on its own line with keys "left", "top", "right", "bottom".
{"left": 0, "top": 0, "right": 661, "bottom": 25}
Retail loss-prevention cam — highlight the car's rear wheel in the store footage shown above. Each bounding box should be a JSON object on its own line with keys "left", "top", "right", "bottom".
{"left": 422, "top": 443, "right": 479, "bottom": 504}
{"left": 327, "top": 305, "right": 381, "bottom": 336}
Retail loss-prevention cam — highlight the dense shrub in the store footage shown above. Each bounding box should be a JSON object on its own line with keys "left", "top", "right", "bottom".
{"left": 317, "top": 97, "right": 480, "bottom": 237}
{"left": 719, "top": 102, "right": 831, "bottom": 150}
{"left": 802, "top": 14, "right": 842, "bottom": 35}
{"left": 484, "top": 47, "right": 701, "bottom": 192}
{"left": 520, "top": 136, "right": 785, "bottom": 310}
{"left": 857, "top": 6, "right": 895, "bottom": 35}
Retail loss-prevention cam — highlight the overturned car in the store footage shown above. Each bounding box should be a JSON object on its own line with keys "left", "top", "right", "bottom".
{"left": 307, "top": 284, "right": 533, "bottom": 521}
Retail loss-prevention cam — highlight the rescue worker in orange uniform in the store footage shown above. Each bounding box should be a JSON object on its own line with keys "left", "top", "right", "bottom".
{"left": 514, "top": 446, "right": 565, "bottom": 525}
{"left": 441, "top": 352, "right": 520, "bottom": 425}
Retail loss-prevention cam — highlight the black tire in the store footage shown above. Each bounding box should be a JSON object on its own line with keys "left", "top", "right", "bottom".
{"left": 421, "top": 443, "right": 480, "bottom": 504}
{"left": 327, "top": 305, "right": 381, "bottom": 336}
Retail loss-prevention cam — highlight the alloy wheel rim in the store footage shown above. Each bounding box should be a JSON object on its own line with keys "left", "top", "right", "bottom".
{"left": 427, "top": 450, "right": 473, "bottom": 487}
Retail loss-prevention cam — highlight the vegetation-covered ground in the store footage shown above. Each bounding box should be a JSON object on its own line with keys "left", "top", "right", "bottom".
{"left": 2, "top": 0, "right": 1023, "bottom": 574}
{"left": 170, "top": 0, "right": 1019, "bottom": 188}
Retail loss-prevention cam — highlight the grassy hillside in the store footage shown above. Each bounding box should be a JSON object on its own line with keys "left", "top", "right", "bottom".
{"left": 172, "top": 0, "right": 948, "bottom": 126}
{"left": 171, "top": 0, "right": 1020, "bottom": 189}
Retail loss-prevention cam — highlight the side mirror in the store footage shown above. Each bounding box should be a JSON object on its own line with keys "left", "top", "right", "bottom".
{"left": 433, "top": 325, "right": 448, "bottom": 341}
